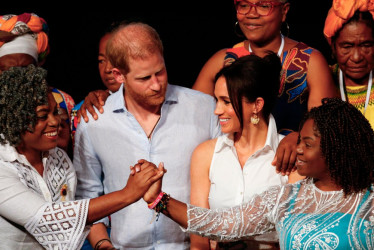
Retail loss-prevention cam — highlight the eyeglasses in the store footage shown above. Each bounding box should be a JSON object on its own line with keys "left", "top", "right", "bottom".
{"left": 235, "top": 1, "right": 284, "bottom": 16}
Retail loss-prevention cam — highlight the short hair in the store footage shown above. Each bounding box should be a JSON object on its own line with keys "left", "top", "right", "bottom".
{"left": 0, "top": 64, "right": 48, "bottom": 146}
{"left": 299, "top": 98, "right": 374, "bottom": 195}
{"left": 214, "top": 52, "right": 281, "bottom": 127}
{"left": 106, "top": 22, "right": 164, "bottom": 74}
{"left": 331, "top": 10, "right": 374, "bottom": 46}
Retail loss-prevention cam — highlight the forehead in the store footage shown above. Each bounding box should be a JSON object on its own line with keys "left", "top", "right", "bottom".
{"left": 300, "top": 119, "right": 319, "bottom": 137}
{"left": 214, "top": 76, "right": 229, "bottom": 97}
{"left": 337, "top": 21, "right": 374, "bottom": 42}
{"left": 37, "top": 92, "right": 56, "bottom": 110}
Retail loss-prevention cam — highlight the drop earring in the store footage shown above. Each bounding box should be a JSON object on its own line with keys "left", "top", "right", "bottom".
{"left": 251, "top": 112, "right": 259, "bottom": 125}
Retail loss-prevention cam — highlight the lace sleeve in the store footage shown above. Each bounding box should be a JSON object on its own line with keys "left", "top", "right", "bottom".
{"left": 24, "top": 199, "right": 90, "bottom": 250}
{"left": 185, "top": 185, "right": 281, "bottom": 242}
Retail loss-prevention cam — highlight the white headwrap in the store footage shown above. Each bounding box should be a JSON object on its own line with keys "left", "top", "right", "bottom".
{"left": 0, "top": 34, "right": 38, "bottom": 62}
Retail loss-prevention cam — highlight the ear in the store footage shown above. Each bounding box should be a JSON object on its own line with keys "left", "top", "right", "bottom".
{"left": 281, "top": 2, "right": 290, "bottom": 22}
{"left": 112, "top": 68, "right": 125, "bottom": 84}
{"left": 254, "top": 97, "right": 265, "bottom": 114}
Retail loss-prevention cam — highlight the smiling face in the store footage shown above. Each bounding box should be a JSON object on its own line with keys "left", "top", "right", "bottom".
{"left": 214, "top": 76, "right": 242, "bottom": 133}
{"left": 295, "top": 119, "right": 330, "bottom": 180}
{"left": 236, "top": 0, "right": 289, "bottom": 45}
{"left": 333, "top": 21, "right": 374, "bottom": 86}
{"left": 98, "top": 33, "right": 122, "bottom": 92}
{"left": 17, "top": 92, "right": 61, "bottom": 155}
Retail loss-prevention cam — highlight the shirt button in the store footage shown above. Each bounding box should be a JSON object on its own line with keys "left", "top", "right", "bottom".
{"left": 157, "top": 241, "right": 161, "bottom": 244}
{"left": 240, "top": 192, "right": 243, "bottom": 195}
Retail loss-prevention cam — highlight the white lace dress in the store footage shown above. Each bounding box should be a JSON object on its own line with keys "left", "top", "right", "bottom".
{"left": 185, "top": 178, "right": 374, "bottom": 249}
{"left": 0, "top": 143, "right": 90, "bottom": 250}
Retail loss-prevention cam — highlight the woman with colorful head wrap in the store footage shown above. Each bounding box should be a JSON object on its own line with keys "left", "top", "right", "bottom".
{"left": 0, "top": 12, "right": 75, "bottom": 157}
{"left": 324, "top": 0, "right": 374, "bottom": 129}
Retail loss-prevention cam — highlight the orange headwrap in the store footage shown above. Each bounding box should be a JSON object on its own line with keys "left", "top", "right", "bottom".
{"left": 324, "top": 0, "right": 374, "bottom": 45}
{"left": 0, "top": 13, "right": 49, "bottom": 63}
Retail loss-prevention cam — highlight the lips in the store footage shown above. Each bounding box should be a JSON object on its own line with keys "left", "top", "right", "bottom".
{"left": 295, "top": 157, "right": 306, "bottom": 167}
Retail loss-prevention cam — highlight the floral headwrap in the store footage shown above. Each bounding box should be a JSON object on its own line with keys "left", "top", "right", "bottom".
{"left": 324, "top": 0, "right": 374, "bottom": 45}
{"left": 0, "top": 13, "right": 49, "bottom": 63}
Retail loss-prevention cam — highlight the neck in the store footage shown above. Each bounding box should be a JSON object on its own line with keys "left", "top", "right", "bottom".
{"left": 248, "top": 34, "right": 283, "bottom": 57}
{"left": 16, "top": 144, "right": 44, "bottom": 176}
{"left": 234, "top": 119, "right": 268, "bottom": 156}
{"left": 124, "top": 95, "right": 161, "bottom": 119}
{"left": 313, "top": 177, "right": 342, "bottom": 192}
{"left": 343, "top": 73, "right": 371, "bottom": 87}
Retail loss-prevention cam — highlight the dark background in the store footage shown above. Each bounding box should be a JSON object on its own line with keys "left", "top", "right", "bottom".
{"left": 3, "top": 1, "right": 333, "bottom": 103}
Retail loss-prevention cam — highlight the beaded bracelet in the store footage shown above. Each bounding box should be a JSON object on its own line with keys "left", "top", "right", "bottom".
{"left": 148, "top": 192, "right": 170, "bottom": 222}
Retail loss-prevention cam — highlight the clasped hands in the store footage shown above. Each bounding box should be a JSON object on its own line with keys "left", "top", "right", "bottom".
{"left": 126, "top": 159, "right": 167, "bottom": 204}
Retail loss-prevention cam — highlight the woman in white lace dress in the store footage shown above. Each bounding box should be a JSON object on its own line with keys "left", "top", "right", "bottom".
{"left": 140, "top": 98, "right": 374, "bottom": 249}
{"left": 0, "top": 65, "right": 164, "bottom": 250}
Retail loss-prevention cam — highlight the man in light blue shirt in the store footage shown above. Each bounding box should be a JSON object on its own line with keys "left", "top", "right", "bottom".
{"left": 74, "top": 22, "right": 220, "bottom": 249}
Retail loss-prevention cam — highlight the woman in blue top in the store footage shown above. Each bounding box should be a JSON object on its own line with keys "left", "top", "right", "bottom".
{"left": 138, "top": 98, "right": 374, "bottom": 249}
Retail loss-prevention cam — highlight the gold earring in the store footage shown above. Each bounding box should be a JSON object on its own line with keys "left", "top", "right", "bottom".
{"left": 251, "top": 113, "right": 259, "bottom": 125}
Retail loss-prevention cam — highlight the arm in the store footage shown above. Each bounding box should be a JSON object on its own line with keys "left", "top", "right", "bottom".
{"left": 141, "top": 160, "right": 279, "bottom": 242}
{"left": 190, "top": 140, "right": 216, "bottom": 250}
{"left": 272, "top": 51, "right": 339, "bottom": 175}
{"left": 192, "top": 49, "right": 227, "bottom": 96}
{"left": 77, "top": 89, "right": 110, "bottom": 123}
{"left": 306, "top": 50, "right": 339, "bottom": 110}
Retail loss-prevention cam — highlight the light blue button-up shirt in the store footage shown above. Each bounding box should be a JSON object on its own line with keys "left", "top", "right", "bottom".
{"left": 74, "top": 84, "right": 220, "bottom": 249}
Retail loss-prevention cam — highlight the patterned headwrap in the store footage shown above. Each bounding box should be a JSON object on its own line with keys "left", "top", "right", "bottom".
{"left": 51, "top": 88, "right": 75, "bottom": 125}
{"left": 0, "top": 13, "right": 49, "bottom": 63}
{"left": 324, "top": 0, "right": 374, "bottom": 45}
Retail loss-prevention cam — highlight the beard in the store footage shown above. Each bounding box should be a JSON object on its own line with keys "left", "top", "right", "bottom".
{"left": 125, "top": 83, "right": 167, "bottom": 109}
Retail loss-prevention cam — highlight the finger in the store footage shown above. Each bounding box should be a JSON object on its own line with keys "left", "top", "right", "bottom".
{"left": 158, "top": 162, "right": 167, "bottom": 173}
{"left": 287, "top": 149, "right": 297, "bottom": 175}
{"left": 280, "top": 148, "right": 292, "bottom": 176}
{"left": 79, "top": 104, "right": 89, "bottom": 123}
{"left": 137, "top": 159, "right": 147, "bottom": 164}
{"left": 97, "top": 91, "right": 107, "bottom": 106}
{"left": 90, "top": 93, "right": 104, "bottom": 114}
{"left": 148, "top": 170, "right": 164, "bottom": 183}
{"left": 275, "top": 147, "right": 285, "bottom": 174}
{"left": 130, "top": 166, "right": 135, "bottom": 175}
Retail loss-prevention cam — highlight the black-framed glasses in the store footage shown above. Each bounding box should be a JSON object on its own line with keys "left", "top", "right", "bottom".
{"left": 236, "top": 1, "right": 284, "bottom": 16}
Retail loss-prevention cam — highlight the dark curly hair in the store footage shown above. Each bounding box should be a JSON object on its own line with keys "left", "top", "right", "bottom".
{"left": 0, "top": 65, "right": 48, "bottom": 146}
{"left": 299, "top": 98, "right": 374, "bottom": 195}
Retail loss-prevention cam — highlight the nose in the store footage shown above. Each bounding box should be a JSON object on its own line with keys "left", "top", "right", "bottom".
{"left": 50, "top": 113, "right": 61, "bottom": 127}
{"left": 104, "top": 61, "right": 113, "bottom": 74}
{"left": 296, "top": 144, "right": 303, "bottom": 154}
{"left": 214, "top": 101, "right": 223, "bottom": 116}
{"left": 350, "top": 47, "right": 364, "bottom": 63}
{"left": 150, "top": 75, "right": 162, "bottom": 91}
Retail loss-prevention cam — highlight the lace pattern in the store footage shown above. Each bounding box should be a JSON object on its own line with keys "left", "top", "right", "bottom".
{"left": 185, "top": 179, "right": 374, "bottom": 249}
{"left": 25, "top": 200, "right": 90, "bottom": 250}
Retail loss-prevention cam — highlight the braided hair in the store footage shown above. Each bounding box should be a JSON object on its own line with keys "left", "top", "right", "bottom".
{"left": 300, "top": 98, "right": 374, "bottom": 195}
{"left": 0, "top": 64, "right": 48, "bottom": 146}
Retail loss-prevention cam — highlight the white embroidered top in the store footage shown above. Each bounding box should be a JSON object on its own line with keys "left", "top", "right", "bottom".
{"left": 185, "top": 178, "right": 374, "bottom": 249}
{"left": 0, "top": 142, "right": 90, "bottom": 250}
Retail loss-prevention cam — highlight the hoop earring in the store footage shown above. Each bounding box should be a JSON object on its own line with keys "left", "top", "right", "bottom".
{"left": 234, "top": 21, "right": 245, "bottom": 38}
{"left": 281, "top": 21, "right": 290, "bottom": 37}
{"left": 251, "top": 113, "right": 260, "bottom": 125}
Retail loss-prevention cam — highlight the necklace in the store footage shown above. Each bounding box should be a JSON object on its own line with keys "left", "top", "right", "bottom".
{"left": 248, "top": 34, "right": 285, "bottom": 57}
{"left": 339, "top": 69, "right": 373, "bottom": 115}
{"left": 147, "top": 116, "right": 161, "bottom": 140}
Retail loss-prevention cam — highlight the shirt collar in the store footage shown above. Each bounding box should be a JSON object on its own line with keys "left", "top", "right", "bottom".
{"left": 0, "top": 140, "right": 53, "bottom": 165}
{"left": 216, "top": 115, "right": 280, "bottom": 153}
{"left": 112, "top": 83, "right": 177, "bottom": 113}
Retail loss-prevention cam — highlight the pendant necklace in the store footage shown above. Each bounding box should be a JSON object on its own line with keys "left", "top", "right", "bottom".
{"left": 248, "top": 34, "right": 285, "bottom": 57}
{"left": 339, "top": 69, "right": 372, "bottom": 115}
